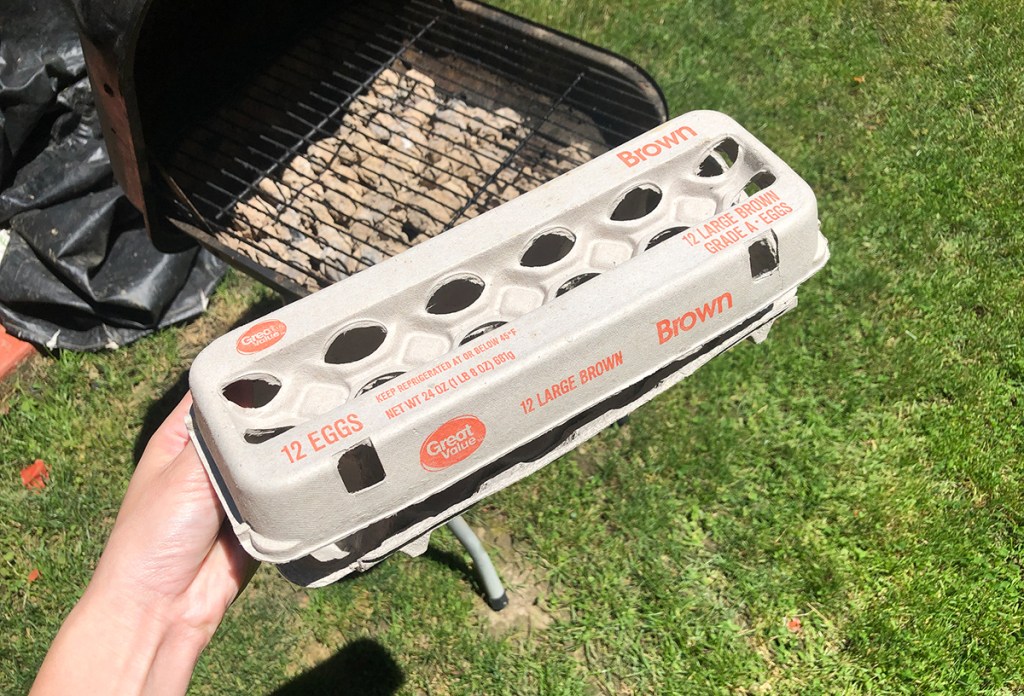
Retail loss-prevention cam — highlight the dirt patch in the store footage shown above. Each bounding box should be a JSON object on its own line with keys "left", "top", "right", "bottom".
{"left": 294, "top": 638, "right": 333, "bottom": 672}
{"left": 469, "top": 519, "right": 565, "bottom": 637}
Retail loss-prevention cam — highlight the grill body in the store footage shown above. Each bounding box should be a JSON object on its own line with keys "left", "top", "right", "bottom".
{"left": 75, "top": 0, "right": 668, "bottom": 295}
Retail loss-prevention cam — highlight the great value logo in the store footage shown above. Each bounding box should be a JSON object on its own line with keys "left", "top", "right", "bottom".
{"left": 419, "top": 415, "right": 486, "bottom": 471}
{"left": 236, "top": 320, "right": 287, "bottom": 354}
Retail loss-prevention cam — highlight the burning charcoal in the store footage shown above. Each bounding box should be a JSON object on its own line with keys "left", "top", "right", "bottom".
{"left": 319, "top": 173, "right": 358, "bottom": 219}
{"left": 356, "top": 166, "right": 381, "bottom": 189}
{"left": 291, "top": 155, "right": 322, "bottom": 180}
{"left": 293, "top": 235, "right": 323, "bottom": 261}
{"left": 405, "top": 68, "right": 435, "bottom": 88}
{"left": 262, "top": 236, "right": 290, "bottom": 261}
{"left": 224, "top": 50, "right": 605, "bottom": 290}
{"left": 387, "top": 134, "right": 421, "bottom": 160}
{"left": 428, "top": 187, "right": 463, "bottom": 213}
{"left": 234, "top": 199, "right": 274, "bottom": 233}
{"left": 404, "top": 208, "right": 436, "bottom": 238}
{"left": 298, "top": 189, "right": 336, "bottom": 226}
{"left": 277, "top": 208, "right": 305, "bottom": 235}
{"left": 306, "top": 139, "right": 341, "bottom": 168}
{"left": 257, "top": 178, "right": 290, "bottom": 205}
{"left": 281, "top": 167, "right": 315, "bottom": 192}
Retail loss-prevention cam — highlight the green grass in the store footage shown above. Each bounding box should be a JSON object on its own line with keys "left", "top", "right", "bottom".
{"left": 3, "top": 1, "right": 1024, "bottom": 693}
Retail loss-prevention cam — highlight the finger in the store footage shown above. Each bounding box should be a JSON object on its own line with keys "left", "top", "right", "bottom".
{"left": 141, "top": 392, "right": 196, "bottom": 467}
{"left": 184, "top": 523, "right": 260, "bottom": 621}
{"left": 101, "top": 439, "right": 230, "bottom": 601}
{"left": 215, "top": 521, "right": 260, "bottom": 600}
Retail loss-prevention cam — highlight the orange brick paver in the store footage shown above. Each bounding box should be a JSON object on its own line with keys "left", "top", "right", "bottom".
{"left": 0, "top": 324, "right": 36, "bottom": 382}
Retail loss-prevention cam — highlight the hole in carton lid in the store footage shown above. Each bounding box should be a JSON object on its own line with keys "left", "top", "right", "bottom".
{"left": 520, "top": 229, "right": 575, "bottom": 267}
{"left": 244, "top": 426, "right": 294, "bottom": 444}
{"left": 357, "top": 371, "right": 405, "bottom": 396}
{"left": 714, "top": 138, "right": 739, "bottom": 167}
{"left": 742, "top": 170, "right": 776, "bottom": 197}
{"left": 325, "top": 323, "right": 387, "bottom": 364}
{"left": 645, "top": 226, "right": 689, "bottom": 250}
{"left": 338, "top": 440, "right": 386, "bottom": 493}
{"left": 697, "top": 156, "right": 724, "bottom": 178}
{"left": 697, "top": 139, "right": 739, "bottom": 178}
{"left": 556, "top": 273, "right": 599, "bottom": 297}
{"left": 460, "top": 321, "right": 507, "bottom": 346}
{"left": 748, "top": 231, "right": 780, "bottom": 279}
{"left": 223, "top": 375, "right": 281, "bottom": 409}
{"left": 610, "top": 184, "right": 661, "bottom": 221}
{"left": 426, "top": 275, "right": 485, "bottom": 315}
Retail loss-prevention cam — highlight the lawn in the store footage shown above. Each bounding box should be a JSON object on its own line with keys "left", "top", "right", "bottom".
{"left": 3, "top": 0, "right": 1024, "bottom": 693}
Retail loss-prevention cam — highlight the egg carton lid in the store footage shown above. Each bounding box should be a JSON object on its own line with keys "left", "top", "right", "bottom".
{"left": 187, "top": 110, "right": 829, "bottom": 586}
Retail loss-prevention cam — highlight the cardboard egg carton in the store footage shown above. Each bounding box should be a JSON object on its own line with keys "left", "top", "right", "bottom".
{"left": 186, "top": 111, "right": 829, "bottom": 587}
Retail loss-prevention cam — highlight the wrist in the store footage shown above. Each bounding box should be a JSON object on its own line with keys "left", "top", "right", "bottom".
{"left": 32, "top": 578, "right": 213, "bottom": 696}
{"left": 88, "top": 575, "right": 215, "bottom": 688}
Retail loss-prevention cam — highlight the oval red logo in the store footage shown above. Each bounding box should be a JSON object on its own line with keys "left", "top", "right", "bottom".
{"left": 419, "top": 415, "right": 486, "bottom": 471}
{"left": 236, "top": 320, "right": 287, "bottom": 354}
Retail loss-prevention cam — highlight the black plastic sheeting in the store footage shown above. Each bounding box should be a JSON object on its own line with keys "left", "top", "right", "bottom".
{"left": 0, "top": 0, "right": 224, "bottom": 351}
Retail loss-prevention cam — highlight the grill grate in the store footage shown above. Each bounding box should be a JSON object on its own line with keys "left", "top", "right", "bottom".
{"left": 162, "top": 0, "right": 664, "bottom": 295}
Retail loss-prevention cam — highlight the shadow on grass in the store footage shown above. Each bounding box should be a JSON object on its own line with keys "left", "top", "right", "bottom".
{"left": 270, "top": 637, "right": 404, "bottom": 696}
{"left": 133, "top": 369, "right": 191, "bottom": 464}
{"left": 132, "top": 293, "right": 284, "bottom": 463}
{"left": 423, "top": 543, "right": 489, "bottom": 599}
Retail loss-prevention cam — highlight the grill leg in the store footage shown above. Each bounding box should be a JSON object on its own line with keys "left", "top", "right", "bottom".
{"left": 446, "top": 515, "right": 508, "bottom": 611}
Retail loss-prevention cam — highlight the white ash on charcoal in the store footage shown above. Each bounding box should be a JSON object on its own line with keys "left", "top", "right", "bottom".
{"left": 222, "top": 53, "right": 604, "bottom": 294}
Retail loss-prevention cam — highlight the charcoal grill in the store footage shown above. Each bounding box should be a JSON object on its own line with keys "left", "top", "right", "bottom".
{"left": 75, "top": 0, "right": 667, "bottom": 296}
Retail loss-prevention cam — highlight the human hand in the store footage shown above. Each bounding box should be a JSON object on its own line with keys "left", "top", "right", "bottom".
{"left": 32, "top": 392, "right": 258, "bottom": 696}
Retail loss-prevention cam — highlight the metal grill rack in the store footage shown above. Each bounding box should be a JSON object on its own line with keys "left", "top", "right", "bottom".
{"left": 160, "top": 0, "right": 666, "bottom": 296}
